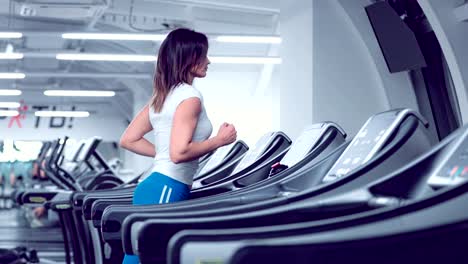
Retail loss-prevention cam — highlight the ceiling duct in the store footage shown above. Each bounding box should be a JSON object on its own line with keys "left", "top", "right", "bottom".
{"left": 13, "top": 0, "right": 108, "bottom": 23}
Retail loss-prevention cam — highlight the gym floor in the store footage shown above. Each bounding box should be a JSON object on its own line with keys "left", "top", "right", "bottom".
{"left": 0, "top": 206, "right": 66, "bottom": 263}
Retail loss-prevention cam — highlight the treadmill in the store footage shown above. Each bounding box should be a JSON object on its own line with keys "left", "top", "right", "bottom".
{"left": 79, "top": 123, "right": 344, "bottom": 263}
{"left": 20, "top": 137, "right": 127, "bottom": 264}
{"left": 98, "top": 122, "right": 346, "bottom": 243}
{"left": 194, "top": 141, "right": 249, "bottom": 181}
{"left": 118, "top": 109, "right": 433, "bottom": 263}
{"left": 73, "top": 140, "right": 249, "bottom": 264}
{"left": 81, "top": 132, "right": 290, "bottom": 263}
{"left": 63, "top": 134, "right": 272, "bottom": 264}
{"left": 190, "top": 131, "right": 291, "bottom": 194}
{"left": 183, "top": 124, "right": 468, "bottom": 264}
{"left": 79, "top": 139, "right": 249, "bottom": 223}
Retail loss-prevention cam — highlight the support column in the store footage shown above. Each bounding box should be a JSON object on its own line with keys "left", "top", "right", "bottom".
{"left": 278, "top": 1, "right": 313, "bottom": 140}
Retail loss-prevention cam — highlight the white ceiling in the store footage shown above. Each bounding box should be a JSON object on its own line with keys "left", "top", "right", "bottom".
{"left": 0, "top": 0, "right": 281, "bottom": 120}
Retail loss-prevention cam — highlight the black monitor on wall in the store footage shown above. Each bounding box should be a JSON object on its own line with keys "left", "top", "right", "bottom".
{"left": 365, "top": 1, "right": 426, "bottom": 73}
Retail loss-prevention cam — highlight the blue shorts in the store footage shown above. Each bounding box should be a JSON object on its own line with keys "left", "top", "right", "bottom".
{"left": 122, "top": 172, "right": 191, "bottom": 264}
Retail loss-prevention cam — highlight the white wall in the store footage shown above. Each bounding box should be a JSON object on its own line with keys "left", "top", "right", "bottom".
{"left": 313, "top": 0, "right": 389, "bottom": 137}
{"left": 278, "top": 0, "right": 420, "bottom": 139}
{"left": 195, "top": 67, "right": 275, "bottom": 147}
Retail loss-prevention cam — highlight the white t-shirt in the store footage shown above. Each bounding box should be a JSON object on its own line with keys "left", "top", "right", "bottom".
{"left": 149, "top": 83, "right": 213, "bottom": 185}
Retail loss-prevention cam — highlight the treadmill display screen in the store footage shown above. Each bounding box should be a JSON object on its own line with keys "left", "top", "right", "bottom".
{"left": 323, "top": 111, "right": 397, "bottom": 182}
{"left": 198, "top": 143, "right": 234, "bottom": 176}
{"left": 281, "top": 125, "right": 325, "bottom": 167}
{"left": 231, "top": 132, "right": 274, "bottom": 174}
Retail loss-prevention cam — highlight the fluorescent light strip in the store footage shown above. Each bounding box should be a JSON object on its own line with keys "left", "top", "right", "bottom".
{"left": 0, "top": 102, "right": 20, "bottom": 108}
{"left": 62, "top": 33, "right": 166, "bottom": 41}
{"left": 0, "top": 90, "right": 22, "bottom": 96}
{"left": 44, "top": 90, "right": 116, "bottom": 97}
{"left": 0, "top": 110, "right": 19, "bottom": 116}
{"left": 215, "top": 36, "right": 281, "bottom": 44}
{"left": 0, "top": 53, "right": 24, "bottom": 59}
{"left": 0, "top": 32, "right": 23, "bottom": 39}
{"left": 56, "top": 54, "right": 281, "bottom": 64}
{"left": 0, "top": 73, "right": 25, "bottom": 79}
{"left": 210, "top": 56, "right": 282, "bottom": 64}
{"left": 61, "top": 33, "right": 281, "bottom": 44}
{"left": 35, "top": 111, "right": 90, "bottom": 118}
{"left": 56, "top": 53, "right": 156, "bottom": 62}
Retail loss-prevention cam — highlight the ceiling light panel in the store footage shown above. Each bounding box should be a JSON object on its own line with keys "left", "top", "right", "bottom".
{"left": 0, "top": 32, "right": 23, "bottom": 39}
{"left": 34, "top": 111, "right": 90, "bottom": 118}
{"left": 214, "top": 36, "right": 281, "bottom": 44}
{"left": 0, "top": 90, "right": 22, "bottom": 96}
{"left": 0, "top": 102, "right": 20, "bottom": 108}
{"left": 44, "top": 90, "right": 116, "bottom": 97}
{"left": 0, "top": 53, "right": 24, "bottom": 60}
{"left": 0, "top": 110, "right": 19, "bottom": 116}
{"left": 62, "top": 33, "right": 281, "bottom": 44}
{"left": 62, "top": 33, "right": 167, "bottom": 41}
{"left": 56, "top": 53, "right": 156, "bottom": 62}
{"left": 0, "top": 73, "right": 26, "bottom": 79}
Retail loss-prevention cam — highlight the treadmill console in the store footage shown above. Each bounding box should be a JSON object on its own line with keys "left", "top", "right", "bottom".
{"left": 322, "top": 111, "right": 399, "bottom": 182}
{"left": 428, "top": 128, "right": 468, "bottom": 187}
{"left": 231, "top": 132, "right": 275, "bottom": 174}
{"left": 281, "top": 123, "right": 329, "bottom": 167}
{"left": 197, "top": 142, "right": 236, "bottom": 176}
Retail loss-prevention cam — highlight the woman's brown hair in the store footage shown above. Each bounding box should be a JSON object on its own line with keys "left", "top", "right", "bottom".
{"left": 151, "top": 28, "right": 209, "bottom": 112}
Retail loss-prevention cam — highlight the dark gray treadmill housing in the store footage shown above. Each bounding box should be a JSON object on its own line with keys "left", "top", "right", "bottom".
{"left": 85, "top": 132, "right": 288, "bottom": 263}
{"left": 100, "top": 123, "right": 345, "bottom": 237}
{"left": 193, "top": 140, "right": 249, "bottom": 181}
{"left": 229, "top": 182, "right": 468, "bottom": 264}
{"left": 97, "top": 123, "right": 346, "bottom": 262}
{"left": 20, "top": 136, "right": 128, "bottom": 264}
{"left": 190, "top": 131, "right": 292, "bottom": 194}
{"left": 96, "top": 124, "right": 343, "bottom": 227}
{"left": 81, "top": 140, "right": 249, "bottom": 222}
{"left": 169, "top": 125, "right": 468, "bottom": 264}
{"left": 123, "top": 109, "right": 432, "bottom": 263}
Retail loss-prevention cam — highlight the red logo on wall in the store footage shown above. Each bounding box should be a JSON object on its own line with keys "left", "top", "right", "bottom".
{"left": 8, "top": 100, "right": 28, "bottom": 128}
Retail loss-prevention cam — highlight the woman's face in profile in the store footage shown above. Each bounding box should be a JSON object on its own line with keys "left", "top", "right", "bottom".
{"left": 191, "top": 56, "right": 211, "bottom": 78}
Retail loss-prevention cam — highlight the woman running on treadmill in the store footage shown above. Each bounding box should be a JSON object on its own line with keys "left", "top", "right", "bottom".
{"left": 119, "top": 28, "right": 237, "bottom": 264}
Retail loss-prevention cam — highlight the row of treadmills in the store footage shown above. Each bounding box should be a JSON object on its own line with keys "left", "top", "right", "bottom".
{"left": 13, "top": 108, "right": 468, "bottom": 264}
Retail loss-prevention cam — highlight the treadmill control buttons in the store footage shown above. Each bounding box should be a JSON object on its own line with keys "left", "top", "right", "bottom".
{"left": 428, "top": 131, "right": 468, "bottom": 187}
{"left": 461, "top": 166, "right": 468, "bottom": 177}
{"left": 357, "top": 129, "right": 368, "bottom": 138}
{"left": 324, "top": 112, "right": 397, "bottom": 183}
{"left": 450, "top": 166, "right": 461, "bottom": 178}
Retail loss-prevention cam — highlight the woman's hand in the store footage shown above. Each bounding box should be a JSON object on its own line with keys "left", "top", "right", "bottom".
{"left": 216, "top": 123, "right": 237, "bottom": 147}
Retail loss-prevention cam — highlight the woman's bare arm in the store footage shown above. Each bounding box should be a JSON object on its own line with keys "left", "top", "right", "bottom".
{"left": 120, "top": 105, "right": 156, "bottom": 157}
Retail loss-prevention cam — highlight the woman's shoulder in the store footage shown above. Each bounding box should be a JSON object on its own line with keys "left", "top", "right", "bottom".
{"left": 173, "top": 83, "right": 202, "bottom": 99}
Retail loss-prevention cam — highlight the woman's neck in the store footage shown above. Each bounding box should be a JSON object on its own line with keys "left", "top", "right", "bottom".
{"left": 187, "top": 75, "right": 194, "bottom": 85}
